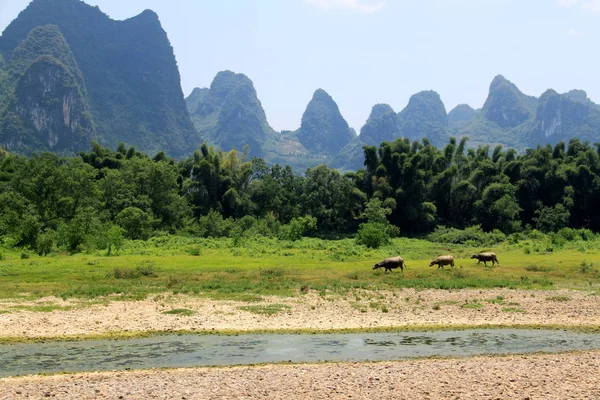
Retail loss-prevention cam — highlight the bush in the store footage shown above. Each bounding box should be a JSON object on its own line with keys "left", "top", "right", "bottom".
{"left": 196, "top": 210, "right": 236, "bottom": 238}
{"left": 356, "top": 222, "right": 391, "bottom": 249}
{"left": 106, "top": 225, "right": 125, "bottom": 256}
{"left": 36, "top": 230, "right": 55, "bottom": 256}
{"left": 279, "top": 216, "right": 317, "bottom": 241}
{"left": 427, "top": 225, "right": 506, "bottom": 246}
{"left": 249, "top": 213, "right": 281, "bottom": 238}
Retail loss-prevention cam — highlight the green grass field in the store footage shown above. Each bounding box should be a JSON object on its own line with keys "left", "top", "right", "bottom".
{"left": 0, "top": 235, "right": 599, "bottom": 301}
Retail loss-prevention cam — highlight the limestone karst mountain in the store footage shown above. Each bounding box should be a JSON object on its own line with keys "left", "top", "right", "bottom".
{"left": 187, "top": 71, "right": 276, "bottom": 158}
{"left": 0, "top": 0, "right": 196, "bottom": 157}
{"left": 1, "top": 0, "right": 599, "bottom": 170}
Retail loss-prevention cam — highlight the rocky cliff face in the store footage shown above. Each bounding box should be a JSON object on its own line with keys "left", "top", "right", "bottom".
{"left": 0, "top": 24, "right": 93, "bottom": 153}
{"left": 532, "top": 89, "right": 600, "bottom": 145}
{"left": 13, "top": 55, "right": 93, "bottom": 150}
{"left": 296, "top": 89, "right": 355, "bottom": 154}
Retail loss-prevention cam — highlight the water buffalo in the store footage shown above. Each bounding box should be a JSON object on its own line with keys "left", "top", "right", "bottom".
{"left": 429, "top": 255, "right": 454, "bottom": 269}
{"left": 373, "top": 256, "right": 406, "bottom": 272}
{"left": 471, "top": 252, "right": 499, "bottom": 267}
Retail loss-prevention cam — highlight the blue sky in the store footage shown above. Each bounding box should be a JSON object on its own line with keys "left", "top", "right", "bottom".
{"left": 1, "top": 0, "right": 598, "bottom": 132}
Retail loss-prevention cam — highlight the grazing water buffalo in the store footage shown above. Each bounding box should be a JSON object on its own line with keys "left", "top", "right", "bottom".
{"left": 471, "top": 252, "right": 499, "bottom": 267}
{"left": 373, "top": 256, "right": 406, "bottom": 272}
{"left": 429, "top": 255, "right": 454, "bottom": 269}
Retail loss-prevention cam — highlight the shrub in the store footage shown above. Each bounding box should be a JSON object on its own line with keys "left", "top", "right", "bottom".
{"left": 187, "top": 246, "right": 201, "bottom": 256}
{"left": 196, "top": 210, "right": 236, "bottom": 238}
{"left": 36, "top": 230, "right": 55, "bottom": 256}
{"left": 527, "top": 229, "right": 547, "bottom": 241}
{"left": 109, "top": 262, "right": 157, "bottom": 279}
{"left": 355, "top": 222, "right": 391, "bottom": 249}
{"left": 427, "top": 225, "right": 505, "bottom": 246}
{"left": 106, "top": 225, "right": 125, "bottom": 256}
{"left": 237, "top": 215, "right": 257, "bottom": 232}
{"left": 279, "top": 216, "right": 317, "bottom": 241}
{"left": 579, "top": 261, "right": 595, "bottom": 274}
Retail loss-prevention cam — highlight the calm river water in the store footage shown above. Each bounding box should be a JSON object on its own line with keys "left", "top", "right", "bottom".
{"left": 2, "top": 329, "right": 600, "bottom": 377}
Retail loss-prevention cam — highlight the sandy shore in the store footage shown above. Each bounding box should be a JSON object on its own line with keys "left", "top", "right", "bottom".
{"left": 1, "top": 288, "right": 599, "bottom": 399}
{"left": 0, "top": 288, "right": 599, "bottom": 339}
{"left": 1, "top": 351, "right": 599, "bottom": 399}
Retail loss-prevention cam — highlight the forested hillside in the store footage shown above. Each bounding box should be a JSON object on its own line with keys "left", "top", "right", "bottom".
{"left": 1, "top": 137, "right": 599, "bottom": 255}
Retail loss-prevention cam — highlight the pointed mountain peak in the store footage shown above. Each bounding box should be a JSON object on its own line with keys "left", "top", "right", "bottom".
{"left": 403, "top": 90, "right": 447, "bottom": 118}
{"left": 9, "top": 25, "right": 74, "bottom": 71}
{"left": 539, "top": 89, "right": 559, "bottom": 99}
{"left": 482, "top": 74, "right": 535, "bottom": 128}
{"left": 359, "top": 103, "right": 399, "bottom": 145}
{"left": 448, "top": 104, "right": 476, "bottom": 120}
{"left": 210, "top": 70, "right": 254, "bottom": 101}
{"left": 189, "top": 87, "right": 209, "bottom": 97}
{"left": 397, "top": 90, "right": 448, "bottom": 146}
{"left": 188, "top": 71, "right": 272, "bottom": 157}
{"left": 448, "top": 104, "right": 477, "bottom": 130}
{"left": 564, "top": 89, "right": 589, "bottom": 104}
{"left": 312, "top": 88, "right": 331, "bottom": 99}
{"left": 7, "top": 24, "right": 85, "bottom": 91}
{"left": 185, "top": 87, "right": 209, "bottom": 114}
{"left": 137, "top": 9, "right": 159, "bottom": 20}
{"left": 297, "top": 89, "right": 354, "bottom": 154}
{"left": 368, "top": 103, "right": 395, "bottom": 119}
{"left": 490, "top": 74, "right": 511, "bottom": 87}
{"left": 305, "top": 88, "right": 341, "bottom": 112}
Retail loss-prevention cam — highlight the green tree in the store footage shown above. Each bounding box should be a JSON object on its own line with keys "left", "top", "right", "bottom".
{"left": 116, "top": 207, "right": 153, "bottom": 240}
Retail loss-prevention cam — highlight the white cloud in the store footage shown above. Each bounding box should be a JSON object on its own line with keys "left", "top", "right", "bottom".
{"left": 305, "top": 0, "right": 387, "bottom": 13}
{"left": 582, "top": 0, "right": 600, "bottom": 11}
{"left": 557, "top": 0, "right": 600, "bottom": 11}
{"left": 567, "top": 28, "right": 584, "bottom": 36}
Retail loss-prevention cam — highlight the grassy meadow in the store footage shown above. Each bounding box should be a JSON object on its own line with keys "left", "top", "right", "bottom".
{"left": 0, "top": 234, "right": 599, "bottom": 303}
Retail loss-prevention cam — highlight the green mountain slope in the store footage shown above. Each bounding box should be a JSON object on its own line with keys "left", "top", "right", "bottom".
{"left": 295, "top": 89, "right": 355, "bottom": 155}
{"left": 0, "top": 0, "right": 196, "bottom": 157}
{"left": 448, "top": 104, "right": 477, "bottom": 130}
{"left": 397, "top": 90, "right": 449, "bottom": 147}
{"left": 187, "top": 70, "right": 275, "bottom": 158}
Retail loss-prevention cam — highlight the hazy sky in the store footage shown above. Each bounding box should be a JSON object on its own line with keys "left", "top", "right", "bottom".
{"left": 1, "top": 0, "right": 598, "bottom": 132}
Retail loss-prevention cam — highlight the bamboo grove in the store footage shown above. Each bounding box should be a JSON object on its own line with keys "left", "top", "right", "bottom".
{"left": 1, "top": 136, "right": 599, "bottom": 254}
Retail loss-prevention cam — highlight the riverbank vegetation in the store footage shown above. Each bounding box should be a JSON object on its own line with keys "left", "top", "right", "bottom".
{"left": 1, "top": 138, "right": 600, "bottom": 301}
{"left": 1, "top": 137, "right": 600, "bottom": 256}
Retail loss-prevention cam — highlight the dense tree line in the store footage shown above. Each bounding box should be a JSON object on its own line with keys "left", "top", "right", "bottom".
{"left": 1, "top": 137, "right": 599, "bottom": 254}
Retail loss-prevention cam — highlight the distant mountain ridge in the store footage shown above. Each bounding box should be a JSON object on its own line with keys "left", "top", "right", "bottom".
{"left": 2, "top": 0, "right": 599, "bottom": 172}
{"left": 458, "top": 75, "right": 600, "bottom": 151}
